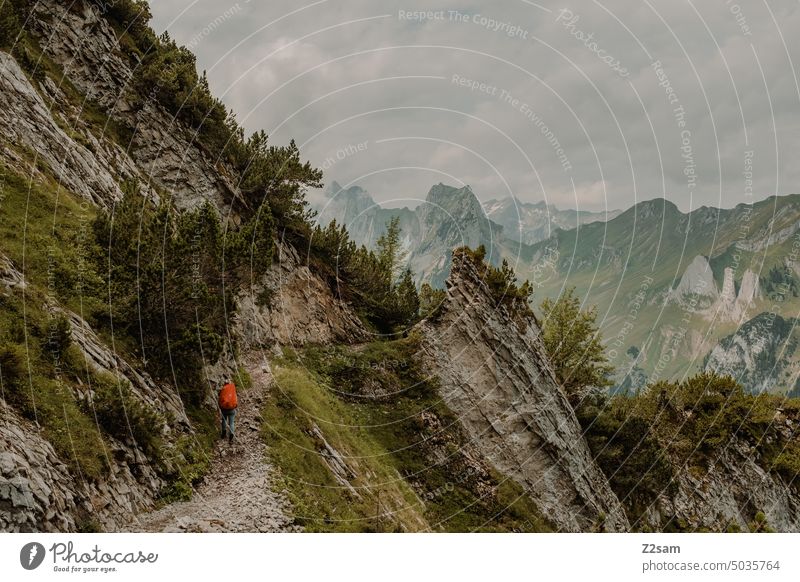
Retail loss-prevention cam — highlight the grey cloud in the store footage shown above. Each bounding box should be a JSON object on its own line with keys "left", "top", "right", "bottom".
{"left": 150, "top": 0, "right": 800, "bottom": 212}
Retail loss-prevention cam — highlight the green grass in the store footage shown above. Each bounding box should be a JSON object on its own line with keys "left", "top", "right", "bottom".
{"left": 262, "top": 339, "right": 552, "bottom": 532}
{"left": 0, "top": 165, "right": 103, "bottom": 316}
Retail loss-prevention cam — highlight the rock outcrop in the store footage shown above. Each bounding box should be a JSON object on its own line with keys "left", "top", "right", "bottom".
{"left": 704, "top": 313, "right": 798, "bottom": 394}
{"left": 672, "top": 255, "right": 718, "bottom": 303}
{"left": 234, "top": 243, "right": 369, "bottom": 349}
{"left": 0, "top": 51, "right": 125, "bottom": 206}
{"left": 416, "top": 250, "right": 630, "bottom": 532}
{"left": 0, "top": 409, "right": 79, "bottom": 532}
{"left": 18, "top": 0, "right": 240, "bottom": 211}
{"left": 647, "top": 428, "right": 800, "bottom": 532}
{"left": 0, "top": 307, "right": 182, "bottom": 532}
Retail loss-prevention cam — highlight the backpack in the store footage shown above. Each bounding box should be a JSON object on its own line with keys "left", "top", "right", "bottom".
{"left": 219, "top": 383, "right": 238, "bottom": 410}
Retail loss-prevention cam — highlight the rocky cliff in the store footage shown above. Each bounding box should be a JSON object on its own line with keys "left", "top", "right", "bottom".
{"left": 416, "top": 250, "right": 629, "bottom": 532}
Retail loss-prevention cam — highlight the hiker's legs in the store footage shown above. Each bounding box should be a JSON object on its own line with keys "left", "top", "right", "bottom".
{"left": 220, "top": 410, "right": 235, "bottom": 440}
{"left": 227, "top": 410, "right": 236, "bottom": 439}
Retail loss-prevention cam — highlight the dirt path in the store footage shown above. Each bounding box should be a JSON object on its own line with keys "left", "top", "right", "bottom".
{"left": 121, "top": 354, "right": 298, "bottom": 532}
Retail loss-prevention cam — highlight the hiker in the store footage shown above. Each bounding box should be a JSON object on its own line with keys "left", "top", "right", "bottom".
{"left": 218, "top": 379, "right": 238, "bottom": 443}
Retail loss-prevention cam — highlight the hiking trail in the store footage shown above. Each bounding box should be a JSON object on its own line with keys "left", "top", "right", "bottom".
{"left": 120, "top": 354, "right": 298, "bottom": 532}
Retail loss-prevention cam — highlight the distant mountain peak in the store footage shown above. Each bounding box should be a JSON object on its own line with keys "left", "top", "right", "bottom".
{"left": 325, "top": 180, "right": 368, "bottom": 198}
{"left": 424, "top": 183, "right": 484, "bottom": 216}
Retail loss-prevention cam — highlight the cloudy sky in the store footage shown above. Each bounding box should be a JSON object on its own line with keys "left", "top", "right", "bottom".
{"left": 150, "top": 0, "right": 800, "bottom": 212}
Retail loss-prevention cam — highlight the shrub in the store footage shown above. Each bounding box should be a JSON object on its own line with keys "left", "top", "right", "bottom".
{"left": 0, "top": 1, "right": 21, "bottom": 48}
{"left": 540, "top": 287, "right": 614, "bottom": 398}
{"left": 576, "top": 393, "right": 674, "bottom": 522}
{"left": 90, "top": 375, "right": 163, "bottom": 459}
{"left": 0, "top": 343, "right": 30, "bottom": 414}
{"left": 453, "top": 246, "right": 533, "bottom": 318}
{"left": 419, "top": 283, "right": 446, "bottom": 320}
{"left": 158, "top": 436, "right": 210, "bottom": 502}
{"left": 46, "top": 314, "right": 72, "bottom": 361}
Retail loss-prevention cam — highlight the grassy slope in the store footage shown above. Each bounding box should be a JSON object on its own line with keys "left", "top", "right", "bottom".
{"left": 262, "top": 339, "right": 552, "bottom": 532}
{"left": 0, "top": 163, "right": 215, "bottom": 506}
{"left": 1, "top": 164, "right": 110, "bottom": 480}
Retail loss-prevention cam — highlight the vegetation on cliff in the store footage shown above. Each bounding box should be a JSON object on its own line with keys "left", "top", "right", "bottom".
{"left": 262, "top": 339, "right": 551, "bottom": 532}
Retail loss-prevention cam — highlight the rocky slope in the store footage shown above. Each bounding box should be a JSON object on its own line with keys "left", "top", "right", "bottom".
{"left": 704, "top": 313, "right": 799, "bottom": 394}
{"left": 25, "top": 0, "right": 240, "bottom": 212}
{"left": 416, "top": 250, "right": 629, "bottom": 532}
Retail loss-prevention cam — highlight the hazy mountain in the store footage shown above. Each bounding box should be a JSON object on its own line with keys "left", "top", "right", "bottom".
{"left": 311, "top": 181, "right": 511, "bottom": 287}
{"left": 483, "top": 197, "right": 621, "bottom": 245}
{"left": 527, "top": 195, "right": 800, "bottom": 394}
{"left": 315, "top": 184, "right": 800, "bottom": 394}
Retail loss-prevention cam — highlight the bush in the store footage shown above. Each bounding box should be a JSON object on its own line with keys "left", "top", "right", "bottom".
{"left": 453, "top": 246, "right": 533, "bottom": 318}
{"left": 158, "top": 436, "right": 210, "bottom": 502}
{"left": 576, "top": 393, "right": 674, "bottom": 522}
{"left": 0, "top": 1, "right": 21, "bottom": 48}
{"left": 90, "top": 375, "right": 163, "bottom": 459}
{"left": 540, "top": 287, "right": 614, "bottom": 398}
{"left": 419, "top": 283, "right": 446, "bottom": 320}
{"left": 46, "top": 314, "right": 72, "bottom": 361}
{"left": 0, "top": 343, "right": 30, "bottom": 413}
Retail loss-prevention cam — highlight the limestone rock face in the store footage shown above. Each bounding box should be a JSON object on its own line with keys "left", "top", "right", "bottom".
{"left": 22, "top": 0, "right": 240, "bottom": 211}
{"left": 63, "top": 309, "right": 189, "bottom": 428}
{"left": 0, "top": 309, "right": 184, "bottom": 532}
{"left": 0, "top": 51, "right": 124, "bottom": 206}
{"left": 0, "top": 411, "right": 78, "bottom": 532}
{"left": 0, "top": 407, "right": 164, "bottom": 532}
{"left": 704, "top": 312, "right": 798, "bottom": 394}
{"left": 416, "top": 251, "right": 630, "bottom": 532}
{"left": 0, "top": 254, "right": 25, "bottom": 292}
{"left": 235, "top": 244, "right": 369, "bottom": 349}
{"left": 715, "top": 267, "right": 762, "bottom": 322}
{"left": 673, "top": 255, "right": 718, "bottom": 301}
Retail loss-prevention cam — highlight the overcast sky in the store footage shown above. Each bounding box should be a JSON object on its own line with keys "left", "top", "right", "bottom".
{"left": 149, "top": 0, "right": 800, "bottom": 212}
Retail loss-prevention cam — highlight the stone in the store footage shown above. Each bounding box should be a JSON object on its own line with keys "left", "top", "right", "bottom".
{"left": 416, "top": 250, "right": 630, "bottom": 532}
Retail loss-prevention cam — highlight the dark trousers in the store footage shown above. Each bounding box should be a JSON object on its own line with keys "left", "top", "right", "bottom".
{"left": 220, "top": 409, "right": 236, "bottom": 437}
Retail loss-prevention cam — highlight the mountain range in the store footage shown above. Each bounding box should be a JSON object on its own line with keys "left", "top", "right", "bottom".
{"left": 315, "top": 182, "right": 800, "bottom": 395}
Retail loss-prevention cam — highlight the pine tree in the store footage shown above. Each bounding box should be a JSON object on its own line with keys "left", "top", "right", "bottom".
{"left": 376, "top": 216, "right": 405, "bottom": 290}
{"left": 539, "top": 287, "right": 613, "bottom": 396}
{"left": 419, "top": 283, "right": 446, "bottom": 319}
{"left": 394, "top": 269, "right": 420, "bottom": 325}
